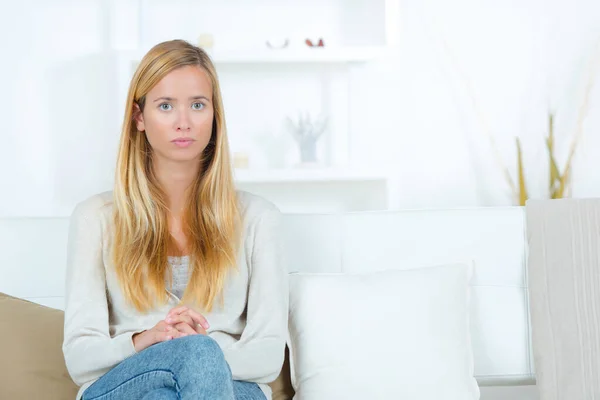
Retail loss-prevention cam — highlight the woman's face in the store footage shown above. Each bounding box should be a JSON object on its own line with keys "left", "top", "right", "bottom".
{"left": 134, "top": 65, "right": 214, "bottom": 163}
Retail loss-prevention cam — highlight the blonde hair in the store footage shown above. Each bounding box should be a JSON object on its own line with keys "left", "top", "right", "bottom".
{"left": 112, "top": 39, "right": 240, "bottom": 313}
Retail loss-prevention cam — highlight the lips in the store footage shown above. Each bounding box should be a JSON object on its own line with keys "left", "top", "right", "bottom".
{"left": 172, "top": 138, "right": 195, "bottom": 143}
{"left": 172, "top": 138, "right": 195, "bottom": 148}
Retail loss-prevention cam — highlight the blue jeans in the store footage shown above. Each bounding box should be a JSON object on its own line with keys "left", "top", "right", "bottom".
{"left": 82, "top": 335, "right": 266, "bottom": 400}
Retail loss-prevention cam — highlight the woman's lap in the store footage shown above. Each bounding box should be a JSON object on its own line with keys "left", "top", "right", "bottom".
{"left": 82, "top": 335, "right": 265, "bottom": 400}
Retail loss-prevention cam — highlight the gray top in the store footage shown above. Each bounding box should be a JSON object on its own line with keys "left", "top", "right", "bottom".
{"left": 167, "top": 255, "right": 191, "bottom": 299}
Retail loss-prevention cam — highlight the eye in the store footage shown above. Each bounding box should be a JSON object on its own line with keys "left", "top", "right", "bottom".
{"left": 159, "top": 103, "right": 172, "bottom": 111}
{"left": 191, "top": 102, "right": 204, "bottom": 110}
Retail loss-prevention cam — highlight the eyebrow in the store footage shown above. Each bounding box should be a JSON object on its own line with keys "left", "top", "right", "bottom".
{"left": 153, "top": 96, "right": 210, "bottom": 103}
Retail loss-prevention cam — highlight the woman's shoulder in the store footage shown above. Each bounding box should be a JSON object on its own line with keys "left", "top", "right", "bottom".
{"left": 70, "top": 190, "right": 279, "bottom": 224}
{"left": 70, "top": 190, "right": 114, "bottom": 222}
{"left": 236, "top": 190, "right": 281, "bottom": 222}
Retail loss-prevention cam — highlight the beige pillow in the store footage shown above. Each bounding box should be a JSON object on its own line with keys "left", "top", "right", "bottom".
{"left": 526, "top": 198, "right": 600, "bottom": 399}
{"left": 0, "top": 292, "right": 79, "bottom": 399}
{"left": 0, "top": 292, "right": 294, "bottom": 399}
{"left": 269, "top": 346, "right": 295, "bottom": 400}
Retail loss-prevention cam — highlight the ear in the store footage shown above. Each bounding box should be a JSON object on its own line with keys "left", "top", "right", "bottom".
{"left": 132, "top": 103, "right": 145, "bottom": 132}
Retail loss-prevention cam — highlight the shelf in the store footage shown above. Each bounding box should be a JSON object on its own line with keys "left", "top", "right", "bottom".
{"left": 233, "top": 168, "right": 389, "bottom": 184}
{"left": 211, "top": 47, "right": 387, "bottom": 63}
{"left": 130, "top": 46, "right": 387, "bottom": 66}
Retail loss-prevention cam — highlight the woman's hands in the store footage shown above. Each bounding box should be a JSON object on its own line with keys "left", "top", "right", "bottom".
{"left": 165, "top": 305, "right": 210, "bottom": 336}
{"left": 132, "top": 319, "right": 182, "bottom": 352}
{"left": 132, "top": 306, "right": 210, "bottom": 352}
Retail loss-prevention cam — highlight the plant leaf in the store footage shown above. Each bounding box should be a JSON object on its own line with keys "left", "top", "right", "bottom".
{"left": 555, "top": 167, "right": 570, "bottom": 199}
{"left": 516, "top": 137, "right": 528, "bottom": 206}
{"left": 546, "top": 138, "right": 562, "bottom": 195}
{"left": 547, "top": 113, "right": 557, "bottom": 190}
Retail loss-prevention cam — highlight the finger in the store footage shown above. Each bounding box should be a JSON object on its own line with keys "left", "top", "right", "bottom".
{"left": 166, "top": 325, "right": 186, "bottom": 338}
{"left": 169, "top": 314, "right": 206, "bottom": 334}
{"left": 166, "top": 305, "right": 189, "bottom": 318}
{"left": 165, "top": 314, "right": 194, "bottom": 327}
{"left": 166, "top": 307, "right": 210, "bottom": 330}
{"left": 196, "top": 325, "right": 207, "bottom": 335}
{"left": 185, "top": 308, "right": 210, "bottom": 330}
{"left": 155, "top": 329, "right": 175, "bottom": 343}
{"left": 174, "top": 322, "right": 197, "bottom": 335}
{"left": 156, "top": 320, "right": 173, "bottom": 332}
{"left": 158, "top": 321, "right": 181, "bottom": 336}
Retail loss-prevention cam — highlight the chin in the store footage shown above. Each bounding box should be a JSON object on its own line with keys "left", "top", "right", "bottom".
{"left": 172, "top": 153, "right": 203, "bottom": 163}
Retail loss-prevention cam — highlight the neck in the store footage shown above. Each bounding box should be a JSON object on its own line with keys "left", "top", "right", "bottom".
{"left": 152, "top": 156, "right": 201, "bottom": 219}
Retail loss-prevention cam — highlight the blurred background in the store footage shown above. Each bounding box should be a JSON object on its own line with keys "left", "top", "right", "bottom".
{"left": 0, "top": 0, "right": 599, "bottom": 216}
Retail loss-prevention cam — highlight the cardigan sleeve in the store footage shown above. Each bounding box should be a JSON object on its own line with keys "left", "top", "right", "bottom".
{"left": 62, "top": 198, "right": 141, "bottom": 386}
{"left": 221, "top": 206, "right": 289, "bottom": 383}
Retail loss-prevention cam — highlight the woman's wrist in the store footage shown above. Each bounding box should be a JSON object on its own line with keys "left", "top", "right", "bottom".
{"left": 132, "top": 330, "right": 146, "bottom": 352}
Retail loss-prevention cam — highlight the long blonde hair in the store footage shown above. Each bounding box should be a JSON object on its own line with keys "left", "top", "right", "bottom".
{"left": 112, "top": 39, "right": 240, "bottom": 313}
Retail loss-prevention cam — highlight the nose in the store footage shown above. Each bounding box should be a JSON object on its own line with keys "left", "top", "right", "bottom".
{"left": 176, "top": 109, "right": 191, "bottom": 131}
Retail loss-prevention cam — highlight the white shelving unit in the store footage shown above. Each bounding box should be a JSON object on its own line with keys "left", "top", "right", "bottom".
{"left": 234, "top": 168, "right": 391, "bottom": 213}
{"left": 126, "top": 0, "right": 400, "bottom": 212}
{"left": 234, "top": 168, "right": 389, "bottom": 184}
{"left": 204, "top": 46, "right": 388, "bottom": 64}
{"left": 132, "top": 46, "right": 388, "bottom": 66}
{"left": 129, "top": 46, "right": 388, "bottom": 75}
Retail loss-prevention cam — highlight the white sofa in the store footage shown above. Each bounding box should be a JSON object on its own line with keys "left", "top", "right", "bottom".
{"left": 0, "top": 206, "right": 538, "bottom": 399}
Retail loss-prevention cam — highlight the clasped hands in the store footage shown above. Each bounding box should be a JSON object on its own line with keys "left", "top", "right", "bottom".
{"left": 133, "top": 305, "right": 210, "bottom": 352}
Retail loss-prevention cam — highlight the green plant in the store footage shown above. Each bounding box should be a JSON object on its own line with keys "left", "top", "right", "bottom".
{"left": 515, "top": 113, "right": 572, "bottom": 206}
{"left": 437, "top": 28, "right": 599, "bottom": 206}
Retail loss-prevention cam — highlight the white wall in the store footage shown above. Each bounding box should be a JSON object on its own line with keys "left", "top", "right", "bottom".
{"left": 1, "top": 0, "right": 599, "bottom": 216}
{"left": 0, "top": 1, "right": 120, "bottom": 217}
{"left": 350, "top": 0, "right": 600, "bottom": 208}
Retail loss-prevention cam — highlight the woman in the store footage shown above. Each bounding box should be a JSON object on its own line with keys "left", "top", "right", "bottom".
{"left": 62, "top": 39, "right": 288, "bottom": 400}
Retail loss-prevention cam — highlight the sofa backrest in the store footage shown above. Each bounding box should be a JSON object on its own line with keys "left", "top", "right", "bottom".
{"left": 0, "top": 206, "right": 534, "bottom": 386}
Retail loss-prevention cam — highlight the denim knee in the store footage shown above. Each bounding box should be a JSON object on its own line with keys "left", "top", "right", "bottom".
{"left": 168, "top": 335, "right": 233, "bottom": 397}
{"left": 178, "top": 335, "right": 224, "bottom": 360}
{"left": 173, "top": 335, "right": 230, "bottom": 375}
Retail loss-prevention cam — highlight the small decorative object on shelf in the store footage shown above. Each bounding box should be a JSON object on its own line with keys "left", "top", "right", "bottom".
{"left": 305, "top": 38, "right": 325, "bottom": 47}
{"left": 266, "top": 38, "right": 289, "bottom": 49}
{"left": 285, "top": 112, "right": 328, "bottom": 165}
{"left": 197, "top": 33, "right": 214, "bottom": 49}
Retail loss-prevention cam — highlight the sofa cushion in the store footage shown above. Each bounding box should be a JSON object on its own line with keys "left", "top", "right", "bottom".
{"left": 270, "top": 347, "right": 295, "bottom": 400}
{"left": 287, "top": 264, "right": 479, "bottom": 400}
{"left": 0, "top": 292, "right": 78, "bottom": 399}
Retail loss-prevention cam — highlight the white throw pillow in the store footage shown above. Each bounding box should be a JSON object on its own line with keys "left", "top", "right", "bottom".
{"left": 288, "top": 263, "right": 480, "bottom": 400}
